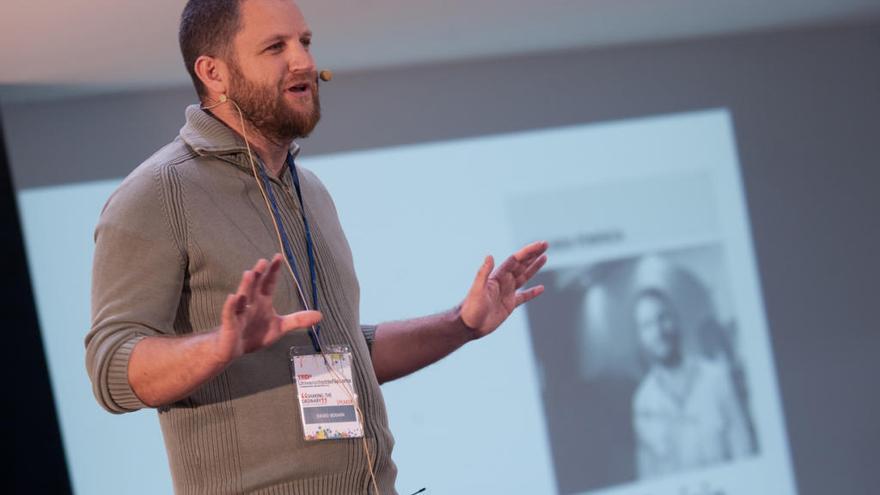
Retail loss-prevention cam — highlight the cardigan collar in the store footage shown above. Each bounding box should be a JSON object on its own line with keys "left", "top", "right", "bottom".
{"left": 179, "top": 104, "right": 302, "bottom": 171}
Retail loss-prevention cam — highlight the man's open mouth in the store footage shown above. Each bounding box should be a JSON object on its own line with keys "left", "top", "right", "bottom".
{"left": 288, "top": 82, "right": 310, "bottom": 93}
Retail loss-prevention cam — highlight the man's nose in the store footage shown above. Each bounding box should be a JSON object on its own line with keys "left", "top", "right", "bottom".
{"left": 287, "top": 45, "right": 315, "bottom": 73}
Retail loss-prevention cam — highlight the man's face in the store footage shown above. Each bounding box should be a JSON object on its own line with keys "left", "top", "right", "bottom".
{"left": 634, "top": 292, "right": 682, "bottom": 367}
{"left": 226, "top": 0, "right": 320, "bottom": 142}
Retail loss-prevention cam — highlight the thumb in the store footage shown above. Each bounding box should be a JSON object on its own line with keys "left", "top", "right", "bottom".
{"left": 279, "top": 310, "right": 323, "bottom": 333}
{"left": 470, "top": 255, "right": 494, "bottom": 294}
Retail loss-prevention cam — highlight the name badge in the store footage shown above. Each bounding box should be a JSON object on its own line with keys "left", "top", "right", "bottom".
{"left": 290, "top": 345, "right": 364, "bottom": 441}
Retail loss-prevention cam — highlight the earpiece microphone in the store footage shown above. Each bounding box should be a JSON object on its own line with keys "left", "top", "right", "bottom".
{"left": 318, "top": 69, "right": 333, "bottom": 82}
{"left": 201, "top": 93, "right": 228, "bottom": 110}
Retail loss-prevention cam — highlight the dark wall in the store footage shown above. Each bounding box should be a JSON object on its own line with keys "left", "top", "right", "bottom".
{"left": 3, "top": 19, "right": 879, "bottom": 494}
{"left": 2, "top": 113, "right": 71, "bottom": 492}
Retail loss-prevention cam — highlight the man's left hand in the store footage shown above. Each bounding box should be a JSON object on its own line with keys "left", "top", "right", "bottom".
{"left": 459, "top": 240, "right": 549, "bottom": 339}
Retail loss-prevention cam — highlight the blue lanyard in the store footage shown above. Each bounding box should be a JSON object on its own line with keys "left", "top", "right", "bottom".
{"left": 257, "top": 153, "right": 321, "bottom": 352}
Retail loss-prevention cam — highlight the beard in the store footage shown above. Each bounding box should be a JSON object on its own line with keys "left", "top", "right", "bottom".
{"left": 226, "top": 60, "right": 321, "bottom": 144}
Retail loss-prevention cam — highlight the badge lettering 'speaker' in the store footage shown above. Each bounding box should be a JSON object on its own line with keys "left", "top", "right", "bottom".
{"left": 290, "top": 345, "right": 364, "bottom": 441}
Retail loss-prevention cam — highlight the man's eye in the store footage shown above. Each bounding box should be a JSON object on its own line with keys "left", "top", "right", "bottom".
{"left": 268, "top": 42, "right": 284, "bottom": 52}
{"left": 301, "top": 39, "right": 312, "bottom": 48}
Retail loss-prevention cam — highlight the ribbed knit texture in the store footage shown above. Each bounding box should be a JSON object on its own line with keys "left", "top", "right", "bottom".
{"left": 85, "top": 105, "right": 398, "bottom": 494}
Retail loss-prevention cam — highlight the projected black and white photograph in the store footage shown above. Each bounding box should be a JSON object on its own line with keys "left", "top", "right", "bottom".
{"left": 525, "top": 244, "right": 759, "bottom": 494}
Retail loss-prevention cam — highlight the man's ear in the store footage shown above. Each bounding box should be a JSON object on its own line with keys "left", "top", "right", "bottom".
{"left": 194, "top": 55, "right": 229, "bottom": 98}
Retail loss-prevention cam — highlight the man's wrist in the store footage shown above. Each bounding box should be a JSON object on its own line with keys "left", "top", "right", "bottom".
{"left": 206, "top": 327, "right": 236, "bottom": 370}
{"left": 450, "top": 304, "right": 479, "bottom": 343}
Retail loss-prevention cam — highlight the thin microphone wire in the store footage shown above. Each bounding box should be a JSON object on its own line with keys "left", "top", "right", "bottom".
{"left": 202, "top": 92, "right": 382, "bottom": 495}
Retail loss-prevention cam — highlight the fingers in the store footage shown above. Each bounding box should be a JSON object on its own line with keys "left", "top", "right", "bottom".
{"left": 496, "top": 240, "right": 549, "bottom": 278}
{"left": 516, "top": 254, "right": 547, "bottom": 287}
{"left": 279, "top": 310, "right": 323, "bottom": 333}
{"left": 221, "top": 293, "right": 240, "bottom": 326}
{"left": 513, "top": 240, "right": 549, "bottom": 263}
{"left": 497, "top": 263, "right": 518, "bottom": 295}
{"left": 259, "top": 254, "right": 284, "bottom": 296}
{"left": 234, "top": 293, "right": 248, "bottom": 313}
{"left": 247, "top": 258, "right": 269, "bottom": 301}
{"left": 235, "top": 257, "right": 273, "bottom": 304}
{"left": 471, "top": 255, "right": 494, "bottom": 294}
{"left": 235, "top": 269, "right": 254, "bottom": 301}
{"left": 515, "top": 285, "right": 545, "bottom": 307}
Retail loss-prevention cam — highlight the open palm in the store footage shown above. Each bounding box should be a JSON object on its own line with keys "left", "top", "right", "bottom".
{"left": 460, "top": 240, "right": 548, "bottom": 338}
{"left": 215, "top": 254, "right": 322, "bottom": 363}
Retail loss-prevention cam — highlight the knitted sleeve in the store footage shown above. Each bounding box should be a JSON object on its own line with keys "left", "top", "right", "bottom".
{"left": 360, "top": 324, "right": 378, "bottom": 353}
{"left": 85, "top": 162, "right": 187, "bottom": 413}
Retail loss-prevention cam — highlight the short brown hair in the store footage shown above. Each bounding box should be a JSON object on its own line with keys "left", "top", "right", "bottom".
{"left": 179, "top": 0, "right": 243, "bottom": 99}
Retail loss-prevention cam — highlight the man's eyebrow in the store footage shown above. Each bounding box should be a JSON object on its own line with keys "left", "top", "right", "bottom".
{"left": 258, "top": 31, "right": 312, "bottom": 46}
{"left": 258, "top": 34, "right": 288, "bottom": 47}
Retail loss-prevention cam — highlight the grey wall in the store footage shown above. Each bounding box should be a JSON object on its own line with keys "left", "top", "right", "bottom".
{"left": 4, "top": 20, "right": 879, "bottom": 495}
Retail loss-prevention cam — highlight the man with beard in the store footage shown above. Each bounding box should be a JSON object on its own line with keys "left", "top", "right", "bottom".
{"left": 84, "top": 1, "right": 547, "bottom": 494}
{"left": 631, "top": 288, "right": 751, "bottom": 479}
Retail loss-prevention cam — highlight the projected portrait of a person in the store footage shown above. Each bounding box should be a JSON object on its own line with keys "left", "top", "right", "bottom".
{"left": 631, "top": 287, "right": 751, "bottom": 479}
{"left": 523, "top": 247, "right": 760, "bottom": 492}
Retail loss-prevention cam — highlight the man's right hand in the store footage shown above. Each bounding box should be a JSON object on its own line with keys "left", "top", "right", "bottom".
{"left": 213, "top": 254, "right": 322, "bottom": 364}
{"left": 128, "top": 253, "right": 321, "bottom": 408}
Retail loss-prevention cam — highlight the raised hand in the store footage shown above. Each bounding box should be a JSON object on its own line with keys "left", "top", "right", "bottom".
{"left": 459, "top": 240, "right": 548, "bottom": 339}
{"left": 214, "top": 253, "right": 322, "bottom": 363}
